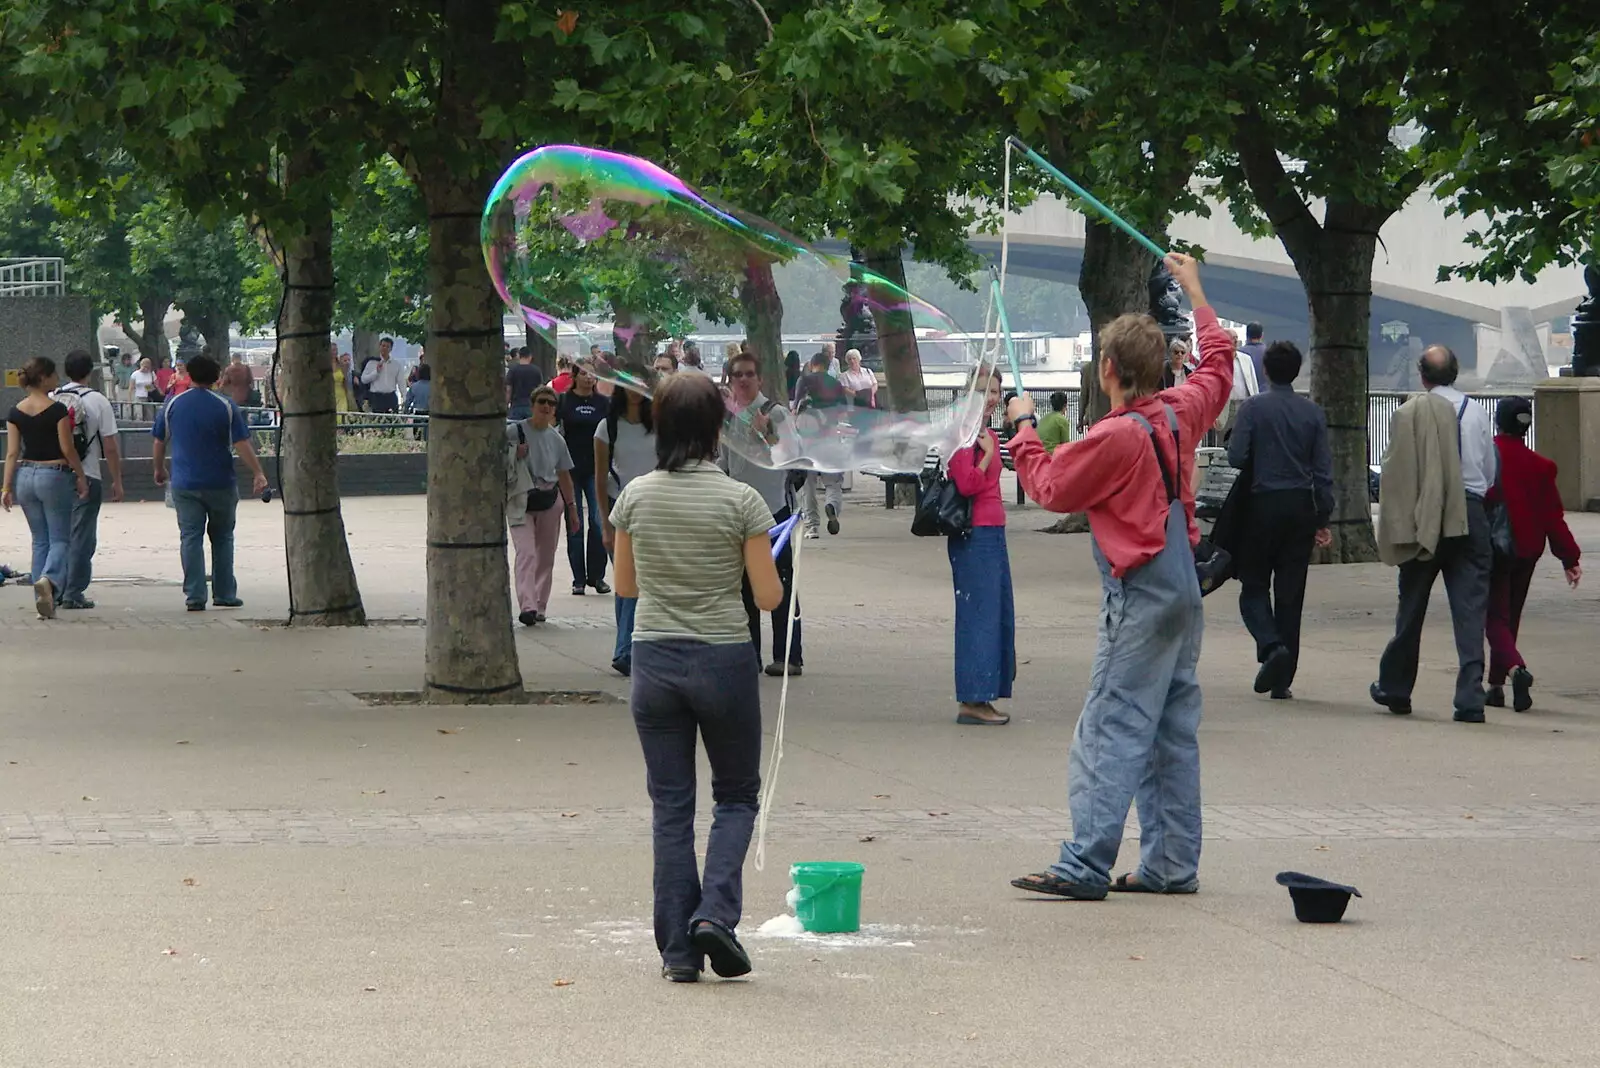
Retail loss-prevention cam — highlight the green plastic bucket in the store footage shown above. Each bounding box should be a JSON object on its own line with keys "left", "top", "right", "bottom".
{"left": 790, "top": 861, "right": 864, "bottom": 933}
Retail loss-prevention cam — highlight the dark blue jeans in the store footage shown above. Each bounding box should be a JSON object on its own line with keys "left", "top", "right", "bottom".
{"left": 565, "top": 472, "right": 607, "bottom": 587}
{"left": 631, "top": 639, "right": 762, "bottom": 970}
{"left": 743, "top": 506, "right": 802, "bottom": 667}
{"left": 63, "top": 476, "right": 104, "bottom": 602}
{"left": 173, "top": 486, "right": 238, "bottom": 606}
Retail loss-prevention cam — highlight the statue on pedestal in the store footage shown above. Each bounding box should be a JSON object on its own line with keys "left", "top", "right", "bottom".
{"left": 1571, "top": 264, "right": 1599, "bottom": 377}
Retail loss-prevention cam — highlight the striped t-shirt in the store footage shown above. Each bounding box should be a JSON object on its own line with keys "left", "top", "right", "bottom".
{"left": 610, "top": 460, "right": 773, "bottom": 644}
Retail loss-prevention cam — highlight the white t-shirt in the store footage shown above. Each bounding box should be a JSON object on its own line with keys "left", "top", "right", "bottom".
{"left": 52, "top": 383, "right": 119, "bottom": 481}
{"left": 131, "top": 369, "right": 158, "bottom": 400}
{"left": 597, "top": 416, "right": 656, "bottom": 497}
{"left": 840, "top": 368, "right": 877, "bottom": 403}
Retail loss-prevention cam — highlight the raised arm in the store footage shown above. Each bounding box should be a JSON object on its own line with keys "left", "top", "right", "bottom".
{"left": 1008, "top": 419, "right": 1144, "bottom": 516}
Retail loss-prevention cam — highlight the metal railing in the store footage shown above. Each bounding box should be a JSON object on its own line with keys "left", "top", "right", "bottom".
{"left": 0, "top": 257, "right": 65, "bottom": 297}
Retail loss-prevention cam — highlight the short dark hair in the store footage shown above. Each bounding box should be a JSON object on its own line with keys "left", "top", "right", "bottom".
{"left": 808, "top": 352, "right": 830, "bottom": 372}
{"left": 1050, "top": 391, "right": 1069, "bottom": 412}
{"left": 1246, "top": 322, "right": 1263, "bottom": 341}
{"left": 652, "top": 371, "right": 724, "bottom": 472}
{"left": 1496, "top": 396, "right": 1532, "bottom": 437}
{"left": 380, "top": 336, "right": 395, "bottom": 346}
{"left": 727, "top": 352, "right": 759, "bottom": 378}
{"left": 63, "top": 349, "right": 94, "bottom": 382}
{"left": 517, "top": 347, "right": 532, "bottom": 360}
{"left": 1419, "top": 345, "right": 1459, "bottom": 388}
{"left": 1263, "top": 341, "right": 1302, "bottom": 385}
{"left": 186, "top": 355, "right": 221, "bottom": 386}
{"left": 416, "top": 363, "right": 432, "bottom": 381}
{"left": 20, "top": 356, "right": 56, "bottom": 389}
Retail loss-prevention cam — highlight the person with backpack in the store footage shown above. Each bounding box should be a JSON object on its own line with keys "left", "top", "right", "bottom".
{"left": 2, "top": 356, "right": 90, "bottom": 618}
{"left": 52, "top": 350, "right": 124, "bottom": 609}
{"left": 596, "top": 383, "right": 656, "bottom": 676}
{"left": 150, "top": 355, "right": 270, "bottom": 611}
{"left": 1004, "top": 253, "right": 1233, "bottom": 900}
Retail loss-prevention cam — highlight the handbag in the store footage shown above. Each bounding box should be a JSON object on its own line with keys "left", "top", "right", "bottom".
{"left": 1120, "top": 405, "right": 1232, "bottom": 597}
{"left": 911, "top": 461, "right": 973, "bottom": 538}
{"left": 1487, "top": 444, "right": 1516, "bottom": 560}
{"left": 526, "top": 485, "right": 560, "bottom": 513}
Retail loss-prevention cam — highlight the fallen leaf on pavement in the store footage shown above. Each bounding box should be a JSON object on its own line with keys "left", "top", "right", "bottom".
{"left": 1572, "top": 955, "right": 1591, "bottom": 962}
{"left": 1463, "top": 814, "right": 1475, "bottom": 820}
{"left": 565, "top": 762, "right": 578, "bottom": 766}
{"left": 435, "top": 796, "right": 445, "bottom": 800}
{"left": 1314, "top": 845, "right": 1330, "bottom": 852}
{"left": 551, "top": 978, "right": 574, "bottom": 987}
{"left": 925, "top": 1010, "right": 943, "bottom": 1016}
{"left": 873, "top": 794, "right": 890, "bottom": 799}
{"left": 182, "top": 878, "right": 198, "bottom": 887}
{"left": 437, "top": 728, "right": 457, "bottom": 735}
{"left": 560, "top": 812, "right": 579, "bottom": 818}
{"left": 81, "top": 795, "right": 98, "bottom": 802}
{"left": 858, "top": 835, "right": 876, "bottom": 843}
{"left": 964, "top": 1033, "right": 978, "bottom": 1041}
{"left": 176, "top": 740, "right": 191, "bottom": 745}
{"left": 161, "top": 948, "right": 179, "bottom": 956}
{"left": 363, "top": 986, "right": 378, "bottom": 992}
{"left": 1128, "top": 955, "right": 1145, "bottom": 961}
{"left": 361, "top": 789, "right": 386, "bottom": 795}
{"left": 927, "top": 811, "right": 948, "bottom": 817}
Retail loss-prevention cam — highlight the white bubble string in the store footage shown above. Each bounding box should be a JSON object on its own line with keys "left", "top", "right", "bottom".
{"left": 753, "top": 505, "right": 806, "bottom": 873}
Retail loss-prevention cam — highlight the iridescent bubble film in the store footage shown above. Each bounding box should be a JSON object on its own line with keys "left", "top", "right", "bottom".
{"left": 483, "top": 145, "right": 999, "bottom": 472}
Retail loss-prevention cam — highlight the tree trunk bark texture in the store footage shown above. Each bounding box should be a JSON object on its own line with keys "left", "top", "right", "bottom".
{"left": 351, "top": 329, "right": 380, "bottom": 371}
{"left": 739, "top": 259, "right": 786, "bottom": 396}
{"left": 859, "top": 247, "right": 926, "bottom": 413}
{"left": 194, "top": 307, "right": 232, "bottom": 362}
{"left": 130, "top": 295, "right": 174, "bottom": 368}
{"left": 416, "top": 167, "right": 524, "bottom": 703}
{"left": 275, "top": 153, "right": 367, "bottom": 627}
{"left": 1077, "top": 220, "right": 1153, "bottom": 428}
{"left": 1302, "top": 214, "right": 1380, "bottom": 563}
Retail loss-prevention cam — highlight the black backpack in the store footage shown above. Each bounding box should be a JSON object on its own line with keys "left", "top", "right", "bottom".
{"left": 52, "top": 383, "right": 99, "bottom": 461}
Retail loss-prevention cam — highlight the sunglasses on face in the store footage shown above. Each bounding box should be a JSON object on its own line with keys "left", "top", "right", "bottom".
{"left": 534, "top": 399, "right": 557, "bottom": 408}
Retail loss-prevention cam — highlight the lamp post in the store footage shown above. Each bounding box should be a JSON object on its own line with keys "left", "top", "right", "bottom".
{"left": 1568, "top": 264, "right": 1599, "bottom": 378}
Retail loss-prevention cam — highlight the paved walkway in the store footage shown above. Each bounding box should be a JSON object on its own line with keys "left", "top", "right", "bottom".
{"left": 2, "top": 494, "right": 1597, "bottom": 1066}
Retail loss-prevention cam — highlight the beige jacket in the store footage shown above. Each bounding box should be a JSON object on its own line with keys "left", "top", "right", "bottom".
{"left": 1377, "top": 392, "right": 1468, "bottom": 565}
{"left": 505, "top": 440, "right": 535, "bottom": 528}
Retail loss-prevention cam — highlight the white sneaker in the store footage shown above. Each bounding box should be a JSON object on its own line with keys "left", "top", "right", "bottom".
{"left": 34, "top": 577, "right": 55, "bottom": 619}
{"left": 803, "top": 529, "right": 821, "bottom": 540}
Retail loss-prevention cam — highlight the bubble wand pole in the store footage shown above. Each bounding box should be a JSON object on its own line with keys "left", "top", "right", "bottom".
{"left": 1006, "top": 136, "right": 1169, "bottom": 260}
{"left": 991, "top": 276, "right": 1024, "bottom": 395}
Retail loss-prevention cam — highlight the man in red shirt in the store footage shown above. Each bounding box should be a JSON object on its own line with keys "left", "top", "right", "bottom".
{"left": 1005, "top": 253, "right": 1233, "bottom": 900}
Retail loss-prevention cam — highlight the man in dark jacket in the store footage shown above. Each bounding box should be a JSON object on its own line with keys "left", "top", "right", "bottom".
{"left": 1226, "top": 340, "right": 1333, "bottom": 699}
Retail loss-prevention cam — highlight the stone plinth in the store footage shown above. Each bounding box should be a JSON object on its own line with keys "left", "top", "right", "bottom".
{"left": 1533, "top": 376, "right": 1600, "bottom": 511}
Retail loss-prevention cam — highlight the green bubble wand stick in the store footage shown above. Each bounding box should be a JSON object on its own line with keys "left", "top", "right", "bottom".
{"left": 1006, "top": 136, "right": 1169, "bottom": 260}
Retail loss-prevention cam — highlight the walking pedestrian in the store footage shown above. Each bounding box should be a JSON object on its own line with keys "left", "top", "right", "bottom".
{"left": 611, "top": 371, "right": 784, "bottom": 983}
{"left": 1006, "top": 253, "right": 1232, "bottom": 899}
{"left": 792, "top": 352, "right": 846, "bottom": 538}
{"left": 2, "top": 357, "right": 90, "bottom": 619}
{"left": 150, "top": 355, "right": 270, "bottom": 611}
{"left": 508, "top": 385, "right": 580, "bottom": 626}
{"left": 506, "top": 347, "right": 544, "bottom": 422}
{"left": 53, "top": 350, "right": 124, "bottom": 610}
{"left": 597, "top": 386, "right": 657, "bottom": 676}
{"left": 1226, "top": 340, "right": 1333, "bottom": 699}
{"left": 1239, "top": 322, "right": 1266, "bottom": 386}
{"left": 1037, "top": 391, "right": 1073, "bottom": 453}
{"left": 945, "top": 370, "right": 1016, "bottom": 726}
{"left": 557, "top": 363, "right": 611, "bottom": 596}
{"left": 723, "top": 351, "right": 804, "bottom": 677}
{"left": 1485, "top": 396, "right": 1582, "bottom": 712}
{"left": 551, "top": 355, "right": 573, "bottom": 394}
{"left": 360, "top": 337, "right": 404, "bottom": 414}
{"left": 1371, "top": 345, "right": 1495, "bottom": 722}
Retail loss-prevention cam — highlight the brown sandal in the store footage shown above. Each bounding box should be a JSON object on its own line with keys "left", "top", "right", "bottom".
{"left": 1111, "top": 872, "right": 1197, "bottom": 895}
{"left": 1010, "top": 872, "right": 1108, "bottom": 900}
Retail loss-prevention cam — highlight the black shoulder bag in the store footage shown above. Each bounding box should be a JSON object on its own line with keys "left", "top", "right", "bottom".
{"left": 911, "top": 448, "right": 973, "bottom": 538}
{"left": 517, "top": 425, "right": 560, "bottom": 513}
{"left": 1120, "top": 406, "right": 1233, "bottom": 596}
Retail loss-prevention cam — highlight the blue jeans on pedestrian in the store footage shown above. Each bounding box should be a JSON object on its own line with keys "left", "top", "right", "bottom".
{"left": 14, "top": 463, "right": 76, "bottom": 595}
{"left": 63, "top": 476, "right": 104, "bottom": 602}
{"left": 1050, "top": 499, "right": 1204, "bottom": 892}
{"left": 630, "top": 639, "right": 762, "bottom": 971}
{"left": 614, "top": 594, "right": 637, "bottom": 667}
{"left": 565, "top": 472, "right": 607, "bottom": 588}
{"left": 173, "top": 486, "right": 239, "bottom": 606}
{"left": 947, "top": 525, "right": 1016, "bottom": 703}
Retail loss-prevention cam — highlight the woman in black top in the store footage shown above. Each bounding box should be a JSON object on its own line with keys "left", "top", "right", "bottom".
{"left": 557, "top": 362, "right": 610, "bottom": 596}
{"left": 2, "top": 357, "right": 89, "bottom": 618}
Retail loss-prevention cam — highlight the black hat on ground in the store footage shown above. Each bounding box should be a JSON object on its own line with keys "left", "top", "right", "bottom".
{"left": 1276, "top": 871, "right": 1362, "bottom": 923}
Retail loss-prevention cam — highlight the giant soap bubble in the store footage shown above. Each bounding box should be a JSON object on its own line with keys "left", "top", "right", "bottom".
{"left": 483, "top": 145, "right": 1000, "bottom": 472}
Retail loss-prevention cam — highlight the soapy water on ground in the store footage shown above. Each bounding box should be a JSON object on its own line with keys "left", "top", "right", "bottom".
{"left": 567, "top": 916, "right": 980, "bottom": 956}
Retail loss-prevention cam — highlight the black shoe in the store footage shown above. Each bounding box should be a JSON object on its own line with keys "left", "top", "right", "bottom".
{"left": 765, "top": 662, "right": 802, "bottom": 677}
{"left": 1485, "top": 685, "right": 1505, "bottom": 708}
{"left": 688, "top": 920, "right": 752, "bottom": 978}
{"left": 661, "top": 965, "right": 701, "bottom": 983}
{"left": 825, "top": 503, "right": 840, "bottom": 536}
{"left": 1369, "top": 681, "right": 1412, "bottom": 715}
{"left": 1254, "top": 646, "right": 1292, "bottom": 694}
{"left": 591, "top": 579, "right": 612, "bottom": 595}
{"left": 611, "top": 658, "right": 631, "bottom": 678}
{"left": 1510, "top": 667, "right": 1534, "bottom": 713}
{"left": 534, "top": 612, "right": 547, "bottom": 624}
{"left": 518, "top": 610, "right": 538, "bottom": 627}
{"left": 212, "top": 597, "right": 243, "bottom": 608}
{"left": 1454, "top": 707, "right": 1487, "bottom": 724}
{"left": 571, "top": 584, "right": 585, "bottom": 596}
{"left": 59, "top": 597, "right": 95, "bottom": 610}
{"left": 1270, "top": 688, "right": 1293, "bottom": 700}
{"left": 186, "top": 602, "right": 207, "bottom": 612}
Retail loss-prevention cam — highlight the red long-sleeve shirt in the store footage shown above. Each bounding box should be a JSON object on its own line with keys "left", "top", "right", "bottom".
{"left": 1488, "top": 435, "right": 1581, "bottom": 566}
{"left": 1009, "top": 306, "right": 1235, "bottom": 577}
{"left": 946, "top": 429, "right": 1008, "bottom": 527}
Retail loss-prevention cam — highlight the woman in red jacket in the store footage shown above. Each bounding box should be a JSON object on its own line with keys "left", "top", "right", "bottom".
{"left": 1486, "top": 397, "right": 1582, "bottom": 712}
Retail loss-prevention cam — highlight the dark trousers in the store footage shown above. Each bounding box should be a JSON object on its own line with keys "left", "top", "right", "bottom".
{"left": 631, "top": 640, "right": 762, "bottom": 970}
{"left": 1487, "top": 555, "right": 1538, "bottom": 684}
{"left": 63, "top": 476, "right": 104, "bottom": 602}
{"left": 564, "top": 472, "right": 607, "bottom": 587}
{"left": 1236, "top": 489, "right": 1318, "bottom": 685}
{"left": 1379, "top": 496, "right": 1491, "bottom": 713}
{"left": 743, "top": 506, "right": 802, "bottom": 667}
{"left": 948, "top": 526, "right": 1016, "bottom": 703}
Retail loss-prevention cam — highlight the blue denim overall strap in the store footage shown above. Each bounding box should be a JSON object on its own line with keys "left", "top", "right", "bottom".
{"left": 1052, "top": 494, "right": 1206, "bottom": 891}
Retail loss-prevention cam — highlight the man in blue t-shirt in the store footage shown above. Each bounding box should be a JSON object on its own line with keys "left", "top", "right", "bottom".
{"left": 151, "top": 355, "right": 270, "bottom": 611}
